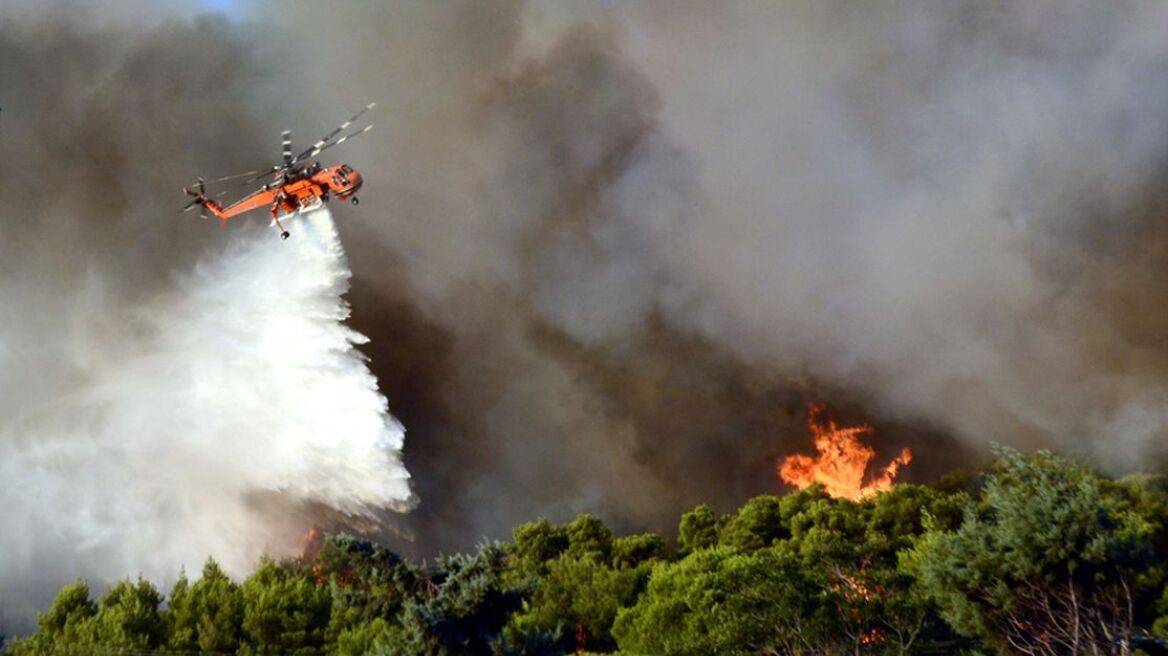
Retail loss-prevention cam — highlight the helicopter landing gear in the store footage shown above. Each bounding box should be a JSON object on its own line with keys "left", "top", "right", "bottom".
{"left": 350, "top": 197, "right": 360, "bottom": 206}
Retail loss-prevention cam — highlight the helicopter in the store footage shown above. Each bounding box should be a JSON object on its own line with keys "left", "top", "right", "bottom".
{"left": 181, "top": 103, "right": 374, "bottom": 239}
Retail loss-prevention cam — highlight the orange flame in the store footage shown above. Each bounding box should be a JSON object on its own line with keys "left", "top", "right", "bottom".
{"left": 302, "top": 524, "right": 324, "bottom": 560}
{"left": 301, "top": 524, "right": 327, "bottom": 584}
{"left": 833, "top": 569, "right": 888, "bottom": 645}
{"left": 778, "top": 405, "right": 912, "bottom": 500}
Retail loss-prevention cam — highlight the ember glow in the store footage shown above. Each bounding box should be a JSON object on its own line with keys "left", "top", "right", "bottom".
{"left": 778, "top": 406, "right": 912, "bottom": 500}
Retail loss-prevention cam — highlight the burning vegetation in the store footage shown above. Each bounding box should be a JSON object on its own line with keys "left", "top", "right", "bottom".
{"left": 779, "top": 405, "right": 912, "bottom": 500}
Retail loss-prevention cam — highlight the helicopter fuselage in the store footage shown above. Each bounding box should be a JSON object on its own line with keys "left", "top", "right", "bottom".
{"left": 202, "top": 163, "right": 364, "bottom": 222}
{"left": 180, "top": 102, "right": 375, "bottom": 239}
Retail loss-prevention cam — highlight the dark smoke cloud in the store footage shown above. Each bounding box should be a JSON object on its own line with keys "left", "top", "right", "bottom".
{"left": 7, "top": 0, "right": 1168, "bottom": 629}
{"left": 264, "top": 1, "right": 992, "bottom": 552}
{"left": 265, "top": 0, "right": 1168, "bottom": 554}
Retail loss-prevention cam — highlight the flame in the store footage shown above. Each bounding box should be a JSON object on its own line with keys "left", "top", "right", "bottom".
{"left": 301, "top": 524, "right": 327, "bottom": 584}
{"left": 832, "top": 568, "right": 888, "bottom": 645}
{"left": 574, "top": 622, "right": 587, "bottom": 655}
{"left": 778, "top": 405, "right": 912, "bottom": 500}
{"left": 302, "top": 524, "right": 324, "bottom": 560}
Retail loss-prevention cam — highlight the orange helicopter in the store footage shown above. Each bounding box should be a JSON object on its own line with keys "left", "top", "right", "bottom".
{"left": 181, "top": 103, "right": 374, "bottom": 239}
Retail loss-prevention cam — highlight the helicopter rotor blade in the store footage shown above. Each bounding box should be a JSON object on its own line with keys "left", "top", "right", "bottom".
{"left": 281, "top": 130, "right": 293, "bottom": 167}
{"left": 179, "top": 177, "right": 216, "bottom": 216}
{"left": 209, "top": 168, "right": 269, "bottom": 184}
{"left": 299, "top": 124, "right": 372, "bottom": 162}
{"left": 196, "top": 103, "right": 377, "bottom": 190}
{"left": 291, "top": 102, "right": 375, "bottom": 165}
{"left": 245, "top": 165, "right": 285, "bottom": 184}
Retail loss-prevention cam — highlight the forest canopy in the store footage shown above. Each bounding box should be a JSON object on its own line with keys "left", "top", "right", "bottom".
{"left": 5, "top": 449, "right": 1168, "bottom": 655}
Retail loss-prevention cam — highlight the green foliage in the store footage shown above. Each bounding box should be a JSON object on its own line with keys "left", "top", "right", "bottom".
{"left": 906, "top": 448, "right": 1161, "bottom": 653}
{"left": 676, "top": 504, "right": 717, "bottom": 554}
{"left": 717, "top": 494, "right": 786, "bottom": 551}
{"left": 613, "top": 546, "right": 838, "bottom": 655}
{"left": 565, "top": 514, "right": 614, "bottom": 561}
{"left": 168, "top": 559, "right": 245, "bottom": 653}
{"left": 384, "top": 542, "right": 523, "bottom": 656}
{"left": 8, "top": 577, "right": 166, "bottom": 655}
{"left": 714, "top": 486, "right": 839, "bottom": 554}
{"left": 869, "top": 483, "right": 965, "bottom": 548}
{"left": 785, "top": 495, "right": 869, "bottom": 564}
{"left": 239, "top": 557, "right": 331, "bottom": 655}
{"left": 35, "top": 579, "right": 96, "bottom": 642}
{"left": 611, "top": 532, "right": 667, "bottom": 569}
{"left": 88, "top": 577, "right": 167, "bottom": 650}
{"left": 504, "top": 516, "right": 665, "bottom": 653}
{"left": 506, "top": 553, "right": 648, "bottom": 653}
{"left": 1107, "top": 473, "right": 1168, "bottom": 620}
{"left": 9, "top": 451, "right": 1168, "bottom": 656}
{"left": 620, "top": 481, "right": 967, "bottom": 656}
{"left": 334, "top": 616, "right": 393, "bottom": 656}
{"left": 8, "top": 580, "right": 97, "bottom": 654}
{"left": 509, "top": 518, "right": 570, "bottom": 581}
{"left": 315, "top": 533, "right": 416, "bottom": 646}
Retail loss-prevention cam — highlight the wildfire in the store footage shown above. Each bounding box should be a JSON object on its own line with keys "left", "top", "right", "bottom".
{"left": 300, "top": 524, "right": 327, "bottom": 584}
{"left": 302, "top": 524, "right": 325, "bottom": 561}
{"left": 778, "top": 405, "right": 911, "bottom": 500}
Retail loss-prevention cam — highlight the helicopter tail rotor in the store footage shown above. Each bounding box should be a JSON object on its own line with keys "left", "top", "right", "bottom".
{"left": 180, "top": 177, "right": 211, "bottom": 219}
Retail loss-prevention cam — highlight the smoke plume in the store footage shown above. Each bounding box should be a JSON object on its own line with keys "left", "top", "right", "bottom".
{"left": 267, "top": 0, "right": 1168, "bottom": 549}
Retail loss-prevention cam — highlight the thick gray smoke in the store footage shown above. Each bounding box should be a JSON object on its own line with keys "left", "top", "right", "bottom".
{"left": 7, "top": 0, "right": 1168, "bottom": 629}
{"left": 265, "top": 0, "right": 1168, "bottom": 550}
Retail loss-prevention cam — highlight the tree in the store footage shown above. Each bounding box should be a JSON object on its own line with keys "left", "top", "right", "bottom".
{"left": 613, "top": 546, "right": 842, "bottom": 655}
{"left": 718, "top": 495, "right": 786, "bottom": 551}
{"left": 777, "top": 489, "right": 966, "bottom": 655}
{"left": 677, "top": 504, "right": 718, "bottom": 554}
{"left": 240, "top": 557, "right": 331, "bottom": 655}
{"left": 509, "top": 519, "right": 570, "bottom": 582}
{"left": 334, "top": 617, "right": 394, "bottom": 656}
{"left": 506, "top": 553, "right": 648, "bottom": 653}
{"left": 10, "top": 577, "right": 167, "bottom": 654}
{"left": 86, "top": 577, "right": 167, "bottom": 651}
{"left": 7, "top": 579, "right": 97, "bottom": 654}
{"left": 564, "top": 514, "right": 613, "bottom": 561}
{"left": 313, "top": 533, "right": 417, "bottom": 649}
{"left": 611, "top": 532, "right": 667, "bottom": 569}
{"left": 168, "top": 559, "right": 245, "bottom": 653}
{"left": 382, "top": 542, "right": 523, "bottom": 656}
{"left": 503, "top": 517, "right": 664, "bottom": 653}
{"left": 905, "top": 449, "right": 1158, "bottom": 655}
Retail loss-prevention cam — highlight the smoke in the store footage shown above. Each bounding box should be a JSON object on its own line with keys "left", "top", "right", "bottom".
{"left": 620, "top": 1, "right": 1168, "bottom": 466}
{"left": 265, "top": 0, "right": 1168, "bottom": 550}
{"left": 8, "top": 0, "right": 1168, "bottom": 629}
